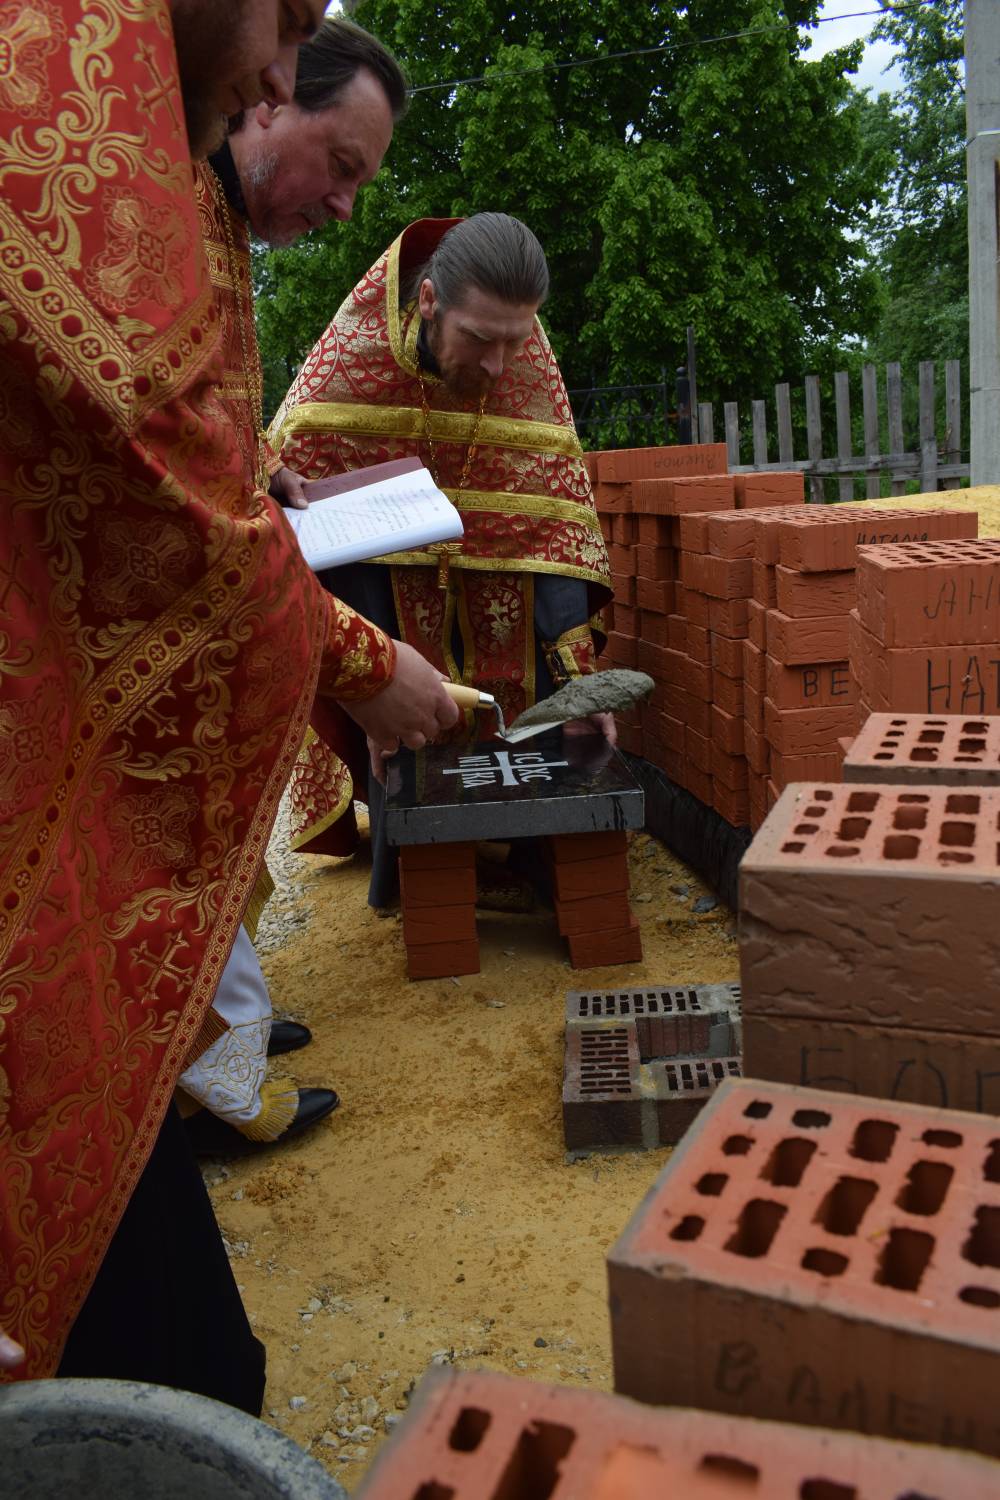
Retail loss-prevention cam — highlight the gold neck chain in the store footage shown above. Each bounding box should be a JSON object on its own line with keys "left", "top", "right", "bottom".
{"left": 208, "top": 165, "right": 269, "bottom": 494}
{"left": 417, "top": 370, "right": 487, "bottom": 589}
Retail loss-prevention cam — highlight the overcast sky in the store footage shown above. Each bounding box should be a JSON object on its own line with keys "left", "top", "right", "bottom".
{"left": 804, "top": 1, "right": 905, "bottom": 93}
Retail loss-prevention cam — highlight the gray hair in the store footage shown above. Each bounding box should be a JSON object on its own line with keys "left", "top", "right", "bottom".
{"left": 404, "top": 213, "right": 550, "bottom": 311}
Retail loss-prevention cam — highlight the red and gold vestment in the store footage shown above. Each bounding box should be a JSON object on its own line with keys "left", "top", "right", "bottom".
{"left": 0, "top": 0, "right": 393, "bottom": 1376}
{"left": 271, "top": 218, "right": 612, "bottom": 852}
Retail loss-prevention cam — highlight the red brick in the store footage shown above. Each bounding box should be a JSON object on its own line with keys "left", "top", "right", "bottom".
{"left": 747, "top": 597, "right": 767, "bottom": 651}
{"left": 713, "top": 780, "right": 751, "bottom": 827}
{"left": 636, "top": 513, "right": 671, "bottom": 546}
{"left": 711, "top": 744, "right": 748, "bottom": 790}
{"left": 713, "top": 670, "right": 744, "bottom": 718}
{"left": 663, "top": 686, "right": 711, "bottom": 737}
{"left": 635, "top": 577, "right": 675, "bottom": 614}
{"left": 766, "top": 607, "right": 850, "bottom": 665}
{"left": 744, "top": 719, "right": 769, "bottom": 774}
{"left": 596, "top": 442, "right": 729, "bottom": 484}
{"left": 676, "top": 512, "right": 710, "bottom": 552}
{"left": 611, "top": 512, "right": 638, "bottom": 546}
{"left": 556, "top": 890, "right": 634, "bottom": 938}
{"left": 582, "top": 450, "right": 599, "bottom": 482}
{"left": 615, "top": 723, "right": 644, "bottom": 755}
{"left": 752, "top": 559, "right": 778, "bottom": 607}
{"left": 634, "top": 611, "right": 666, "bottom": 648}
{"left": 593, "top": 480, "right": 631, "bottom": 513}
{"left": 857, "top": 539, "right": 1000, "bottom": 647}
{"left": 547, "top": 830, "right": 628, "bottom": 863}
{"left": 744, "top": 680, "right": 764, "bottom": 731}
{"left": 708, "top": 596, "right": 749, "bottom": 639}
{"left": 406, "top": 937, "right": 480, "bottom": 979}
{"left": 402, "top": 902, "right": 477, "bottom": 946}
{"left": 765, "top": 654, "right": 855, "bottom": 711}
{"left": 609, "top": 602, "right": 636, "bottom": 638}
{"left": 705, "top": 510, "right": 763, "bottom": 559}
{"left": 678, "top": 585, "right": 710, "bottom": 628}
{"left": 361, "top": 1365, "right": 1000, "bottom": 1499}
{"left": 674, "top": 652, "right": 712, "bottom": 701}
{"left": 549, "top": 851, "right": 630, "bottom": 902}
{"left": 777, "top": 504, "right": 978, "bottom": 573}
{"left": 844, "top": 711, "right": 1000, "bottom": 787}
{"left": 634, "top": 639, "right": 669, "bottom": 682}
{"left": 850, "top": 611, "right": 1000, "bottom": 716}
{"left": 768, "top": 748, "right": 843, "bottom": 788}
{"left": 399, "top": 864, "right": 476, "bottom": 907}
{"left": 635, "top": 543, "right": 676, "bottom": 580}
{"left": 632, "top": 475, "right": 735, "bottom": 516}
{"left": 711, "top": 632, "right": 743, "bottom": 677}
{"left": 740, "top": 781, "right": 1000, "bottom": 1037}
{"left": 685, "top": 725, "right": 712, "bottom": 774}
{"left": 611, "top": 571, "right": 635, "bottom": 606}
{"left": 774, "top": 564, "right": 856, "bottom": 619}
{"left": 607, "top": 542, "right": 633, "bottom": 574}
{"left": 398, "top": 842, "right": 476, "bottom": 873}
{"left": 685, "top": 621, "right": 711, "bottom": 664}
{"left": 667, "top": 613, "right": 686, "bottom": 651}
{"left": 750, "top": 504, "right": 825, "bottom": 565}
{"left": 568, "top": 912, "right": 643, "bottom": 967}
{"left": 711, "top": 702, "right": 744, "bottom": 756}
{"left": 681, "top": 762, "right": 713, "bottom": 805}
{"left": 742, "top": 637, "right": 766, "bottom": 694}
{"left": 598, "top": 512, "right": 612, "bottom": 543}
{"left": 607, "top": 631, "right": 638, "bottom": 669}
{"left": 734, "top": 469, "right": 805, "bottom": 508}
{"left": 608, "top": 1075, "right": 1000, "bottom": 1459}
{"left": 679, "top": 552, "right": 753, "bottom": 600}
{"left": 643, "top": 708, "right": 684, "bottom": 755}
{"left": 763, "top": 697, "right": 859, "bottom": 755}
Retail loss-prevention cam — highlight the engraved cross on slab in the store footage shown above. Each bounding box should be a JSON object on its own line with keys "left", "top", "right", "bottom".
{"left": 441, "top": 749, "right": 569, "bottom": 789}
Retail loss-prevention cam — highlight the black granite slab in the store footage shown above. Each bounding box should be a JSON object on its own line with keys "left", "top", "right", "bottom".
{"left": 383, "top": 728, "right": 644, "bottom": 846}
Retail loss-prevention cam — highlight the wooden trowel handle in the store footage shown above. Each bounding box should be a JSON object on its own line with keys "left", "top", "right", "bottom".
{"left": 443, "top": 683, "right": 489, "bottom": 711}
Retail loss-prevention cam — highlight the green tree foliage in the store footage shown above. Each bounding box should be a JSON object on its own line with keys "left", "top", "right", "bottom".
{"left": 256, "top": 1, "right": 888, "bottom": 417}
{"left": 862, "top": 0, "right": 965, "bottom": 372}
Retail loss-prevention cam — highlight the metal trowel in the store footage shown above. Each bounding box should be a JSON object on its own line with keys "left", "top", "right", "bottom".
{"left": 443, "top": 670, "right": 655, "bottom": 745}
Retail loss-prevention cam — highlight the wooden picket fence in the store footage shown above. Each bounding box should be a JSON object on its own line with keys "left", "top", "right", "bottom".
{"left": 692, "top": 360, "right": 968, "bottom": 501}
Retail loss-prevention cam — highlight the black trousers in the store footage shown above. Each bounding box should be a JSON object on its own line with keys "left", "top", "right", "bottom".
{"left": 58, "top": 1102, "right": 266, "bottom": 1416}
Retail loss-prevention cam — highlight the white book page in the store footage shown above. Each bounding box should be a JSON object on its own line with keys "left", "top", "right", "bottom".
{"left": 285, "top": 469, "right": 463, "bottom": 571}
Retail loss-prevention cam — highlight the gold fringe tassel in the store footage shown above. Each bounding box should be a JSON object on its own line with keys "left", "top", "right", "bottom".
{"left": 235, "top": 1078, "right": 299, "bottom": 1142}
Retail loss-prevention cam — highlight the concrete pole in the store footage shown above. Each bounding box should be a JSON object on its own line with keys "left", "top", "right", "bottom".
{"left": 967, "top": 0, "right": 1000, "bottom": 484}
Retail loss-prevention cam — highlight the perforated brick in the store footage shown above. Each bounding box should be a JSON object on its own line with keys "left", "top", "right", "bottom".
{"left": 355, "top": 1364, "right": 1000, "bottom": 1499}
{"left": 850, "top": 610, "right": 1000, "bottom": 715}
{"left": 597, "top": 442, "right": 728, "bottom": 484}
{"left": 765, "top": 655, "right": 855, "bottom": 711}
{"left": 740, "top": 781, "right": 1000, "bottom": 1039}
{"left": 857, "top": 538, "right": 1000, "bottom": 647}
{"left": 844, "top": 712, "right": 1000, "bottom": 786}
{"left": 608, "top": 1076, "right": 1000, "bottom": 1458}
{"left": 776, "top": 505, "right": 977, "bottom": 573}
{"left": 567, "top": 982, "right": 741, "bottom": 1058}
{"left": 763, "top": 697, "right": 859, "bottom": 755}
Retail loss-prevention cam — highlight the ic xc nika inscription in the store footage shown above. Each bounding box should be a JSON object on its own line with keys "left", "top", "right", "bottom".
{"left": 442, "top": 749, "right": 569, "bottom": 789}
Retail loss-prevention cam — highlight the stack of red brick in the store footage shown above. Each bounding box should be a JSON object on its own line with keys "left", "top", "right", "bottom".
{"left": 852, "top": 538, "right": 1000, "bottom": 719}
{"left": 398, "top": 842, "right": 478, "bottom": 980}
{"left": 544, "top": 830, "right": 641, "bottom": 967}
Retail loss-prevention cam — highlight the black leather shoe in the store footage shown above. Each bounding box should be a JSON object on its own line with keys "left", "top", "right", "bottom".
{"left": 184, "top": 1087, "right": 340, "bottom": 1159}
{"left": 267, "top": 1020, "right": 313, "bottom": 1057}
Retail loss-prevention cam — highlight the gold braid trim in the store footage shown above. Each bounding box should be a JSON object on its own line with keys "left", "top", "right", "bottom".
{"left": 236, "top": 1079, "right": 299, "bottom": 1142}
{"left": 366, "top": 553, "right": 609, "bottom": 586}
{"left": 269, "top": 400, "right": 582, "bottom": 459}
{"left": 244, "top": 864, "right": 275, "bottom": 944}
{"left": 542, "top": 623, "right": 597, "bottom": 686}
{"left": 288, "top": 728, "right": 356, "bottom": 851}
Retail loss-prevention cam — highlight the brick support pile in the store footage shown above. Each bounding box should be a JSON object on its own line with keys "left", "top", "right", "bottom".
{"left": 853, "top": 538, "right": 1000, "bottom": 719}
{"left": 354, "top": 1363, "right": 1000, "bottom": 1497}
{"left": 739, "top": 780, "right": 1000, "bottom": 1110}
{"left": 399, "top": 842, "right": 478, "bottom": 979}
{"left": 608, "top": 1076, "right": 1000, "bottom": 1459}
{"left": 544, "top": 830, "right": 642, "bottom": 968}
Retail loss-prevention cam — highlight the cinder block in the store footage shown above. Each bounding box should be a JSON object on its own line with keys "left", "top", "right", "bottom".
{"left": 567, "top": 982, "right": 741, "bottom": 1058}
{"left": 597, "top": 442, "right": 729, "bottom": 484}
{"left": 734, "top": 471, "right": 805, "bottom": 508}
{"left": 857, "top": 539, "right": 1000, "bottom": 647}
{"left": 844, "top": 712, "right": 1000, "bottom": 787}
{"left": 777, "top": 504, "right": 978, "bottom": 573}
{"left": 774, "top": 564, "right": 856, "bottom": 619}
{"left": 740, "top": 781, "right": 1000, "bottom": 1036}
{"left": 850, "top": 611, "right": 1000, "bottom": 716}
{"left": 608, "top": 1076, "right": 1000, "bottom": 1459}
{"left": 356, "top": 1364, "right": 1000, "bottom": 1499}
{"left": 766, "top": 607, "right": 851, "bottom": 665}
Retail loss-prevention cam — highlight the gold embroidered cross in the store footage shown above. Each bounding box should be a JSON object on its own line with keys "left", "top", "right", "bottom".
{"left": 0, "top": 541, "right": 30, "bottom": 614}
{"left": 131, "top": 932, "right": 194, "bottom": 1000}
{"left": 135, "top": 38, "right": 181, "bottom": 131}
{"left": 48, "top": 1141, "right": 101, "bottom": 1217}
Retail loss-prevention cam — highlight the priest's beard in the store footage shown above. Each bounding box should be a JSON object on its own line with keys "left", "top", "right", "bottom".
{"left": 426, "top": 319, "right": 497, "bottom": 403}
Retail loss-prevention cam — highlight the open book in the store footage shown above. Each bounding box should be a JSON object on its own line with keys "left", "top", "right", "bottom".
{"left": 284, "top": 458, "right": 464, "bottom": 571}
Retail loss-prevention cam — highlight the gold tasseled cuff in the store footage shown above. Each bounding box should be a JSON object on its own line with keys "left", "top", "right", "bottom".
{"left": 179, "top": 1005, "right": 230, "bottom": 1073}
{"left": 318, "top": 595, "right": 397, "bottom": 703}
{"left": 542, "top": 623, "right": 597, "bottom": 687}
{"left": 235, "top": 1078, "right": 299, "bottom": 1142}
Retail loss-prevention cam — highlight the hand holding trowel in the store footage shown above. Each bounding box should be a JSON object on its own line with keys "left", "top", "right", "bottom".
{"left": 443, "top": 669, "right": 655, "bottom": 745}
